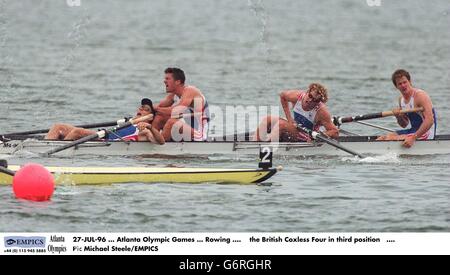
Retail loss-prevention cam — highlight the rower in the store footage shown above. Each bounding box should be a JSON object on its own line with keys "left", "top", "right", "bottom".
{"left": 254, "top": 83, "right": 339, "bottom": 142}
{"left": 44, "top": 98, "right": 165, "bottom": 144}
{"left": 151, "top": 67, "right": 211, "bottom": 142}
{"left": 376, "top": 69, "right": 437, "bottom": 148}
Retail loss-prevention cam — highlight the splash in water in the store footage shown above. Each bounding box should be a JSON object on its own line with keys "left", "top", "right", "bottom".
{"left": 342, "top": 152, "right": 401, "bottom": 163}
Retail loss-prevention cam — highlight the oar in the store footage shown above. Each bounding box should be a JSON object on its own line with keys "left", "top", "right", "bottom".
{"left": 297, "top": 125, "right": 365, "bottom": 158}
{"left": 42, "top": 114, "right": 154, "bottom": 157}
{"left": 1, "top": 119, "right": 129, "bottom": 137}
{"left": 0, "top": 160, "right": 15, "bottom": 176}
{"left": 354, "top": 121, "right": 395, "bottom": 132}
{"left": 333, "top": 107, "right": 424, "bottom": 126}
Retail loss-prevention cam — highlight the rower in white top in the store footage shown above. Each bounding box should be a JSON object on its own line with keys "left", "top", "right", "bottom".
{"left": 254, "top": 83, "right": 339, "bottom": 142}
{"left": 377, "top": 69, "right": 437, "bottom": 148}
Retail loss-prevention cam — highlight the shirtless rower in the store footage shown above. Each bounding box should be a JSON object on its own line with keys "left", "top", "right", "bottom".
{"left": 152, "top": 67, "right": 210, "bottom": 141}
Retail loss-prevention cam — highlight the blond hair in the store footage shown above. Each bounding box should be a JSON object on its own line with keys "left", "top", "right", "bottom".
{"left": 308, "top": 83, "right": 328, "bottom": 103}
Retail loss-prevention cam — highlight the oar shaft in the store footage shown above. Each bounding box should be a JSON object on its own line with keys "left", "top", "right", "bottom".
{"left": 42, "top": 131, "right": 106, "bottom": 156}
{"left": 355, "top": 121, "right": 395, "bottom": 132}
{"left": 315, "top": 134, "right": 364, "bottom": 158}
{"left": 335, "top": 107, "right": 424, "bottom": 125}
{"left": 0, "top": 166, "right": 15, "bottom": 176}
{"left": 380, "top": 107, "right": 424, "bottom": 117}
{"left": 297, "top": 125, "right": 364, "bottom": 158}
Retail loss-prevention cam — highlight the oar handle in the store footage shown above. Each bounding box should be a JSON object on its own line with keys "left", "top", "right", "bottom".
{"left": 334, "top": 107, "right": 424, "bottom": 126}
{"left": 42, "top": 114, "right": 154, "bottom": 156}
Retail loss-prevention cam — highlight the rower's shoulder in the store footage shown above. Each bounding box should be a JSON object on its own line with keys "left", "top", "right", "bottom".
{"left": 282, "top": 89, "right": 303, "bottom": 94}
{"left": 185, "top": 85, "right": 200, "bottom": 92}
{"left": 183, "top": 85, "right": 202, "bottom": 96}
{"left": 414, "top": 89, "right": 432, "bottom": 102}
{"left": 280, "top": 89, "right": 302, "bottom": 99}
{"left": 415, "top": 88, "right": 428, "bottom": 95}
{"left": 185, "top": 85, "right": 208, "bottom": 100}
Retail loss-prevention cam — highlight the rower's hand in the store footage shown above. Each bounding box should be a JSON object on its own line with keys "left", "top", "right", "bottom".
{"left": 137, "top": 122, "right": 151, "bottom": 131}
{"left": 392, "top": 107, "right": 401, "bottom": 118}
{"left": 392, "top": 108, "right": 406, "bottom": 121}
{"left": 402, "top": 134, "right": 417, "bottom": 148}
{"left": 287, "top": 118, "right": 297, "bottom": 128}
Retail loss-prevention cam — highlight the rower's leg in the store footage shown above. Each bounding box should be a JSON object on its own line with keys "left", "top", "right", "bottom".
{"left": 45, "top": 124, "right": 75, "bottom": 140}
{"left": 273, "top": 121, "right": 310, "bottom": 142}
{"left": 64, "top": 128, "right": 96, "bottom": 140}
{"left": 152, "top": 113, "right": 170, "bottom": 131}
{"left": 269, "top": 118, "right": 301, "bottom": 142}
{"left": 162, "top": 118, "right": 194, "bottom": 142}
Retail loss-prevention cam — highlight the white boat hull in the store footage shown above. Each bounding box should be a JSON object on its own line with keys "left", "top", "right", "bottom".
{"left": 1, "top": 135, "right": 450, "bottom": 157}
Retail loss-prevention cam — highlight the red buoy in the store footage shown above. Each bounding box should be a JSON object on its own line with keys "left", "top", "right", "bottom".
{"left": 12, "top": 163, "right": 54, "bottom": 201}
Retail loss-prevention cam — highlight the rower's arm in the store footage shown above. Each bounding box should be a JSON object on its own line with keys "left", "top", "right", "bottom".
{"left": 411, "top": 92, "right": 434, "bottom": 139}
{"left": 280, "top": 90, "right": 300, "bottom": 124}
{"left": 137, "top": 122, "right": 165, "bottom": 145}
{"left": 146, "top": 125, "right": 165, "bottom": 145}
{"left": 317, "top": 108, "right": 339, "bottom": 139}
{"left": 171, "top": 88, "right": 200, "bottom": 116}
{"left": 155, "top": 106, "right": 174, "bottom": 116}
{"left": 156, "top": 94, "right": 175, "bottom": 108}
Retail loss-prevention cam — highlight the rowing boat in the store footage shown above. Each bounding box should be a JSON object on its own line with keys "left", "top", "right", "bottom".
{"left": 1, "top": 135, "right": 449, "bottom": 157}
{"left": 0, "top": 165, "right": 279, "bottom": 185}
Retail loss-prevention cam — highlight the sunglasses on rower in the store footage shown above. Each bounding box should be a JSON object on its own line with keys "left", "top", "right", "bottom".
{"left": 307, "top": 92, "right": 323, "bottom": 103}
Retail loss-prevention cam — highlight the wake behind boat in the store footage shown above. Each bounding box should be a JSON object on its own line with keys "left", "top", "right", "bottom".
{"left": 1, "top": 134, "right": 450, "bottom": 157}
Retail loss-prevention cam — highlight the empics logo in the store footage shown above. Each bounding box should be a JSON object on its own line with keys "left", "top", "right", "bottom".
{"left": 4, "top": 236, "right": 46, "bottom": 248}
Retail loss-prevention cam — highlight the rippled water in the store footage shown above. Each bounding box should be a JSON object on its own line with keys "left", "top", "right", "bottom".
{"left": 0, "top": 0, "right": 449, "bottom": 232}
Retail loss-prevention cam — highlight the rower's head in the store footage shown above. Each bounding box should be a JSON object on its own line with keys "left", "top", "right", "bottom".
{"left": 137, "top": 98, "right": 155, "bottom": 116}
{"left": 164, "top": 67, "right": 185, "bottom": 93}
{"left": 304, "top": 83, "right": 328, "bottom": 106}
{"left": 392, "top": 69, "right": 412, "bottom": 93}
